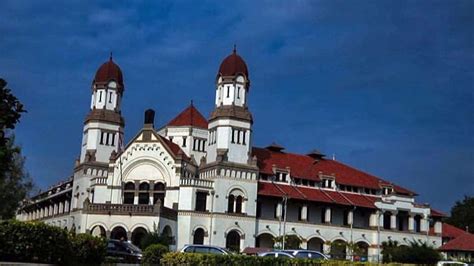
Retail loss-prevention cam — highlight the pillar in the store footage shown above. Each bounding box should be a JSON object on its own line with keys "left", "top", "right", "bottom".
{"left": 369, "top": 211, "right": 380, "bottom": 228}
{"left": 323, "top": 243, "right": 331, "bottom": 255}
{"left": 54, "top": 203, "right": 58, "bottom": 215}
{"left": 59, "top": 202, "right": 64, "bottom": 214}
{"left": 420, "top": 215, "right": 429, "bottom": 233}
{"left": 348, "top": 210, "right": 354, "bottom": 225}
{"left": 325, "top": 207, "right": 332, "bottom": 223}
{"left": 64, "top": 200, "right": 69, "bottom": 213}
{"left": 276, "top": 202, "right": 282, "bottom": 219}
{"left": 390, "top": 212, "right": 397, "bottom": 230}
{"left": 408, "top": 214, "right": 415, "bottom": 232}
{"left": 434, "top": 220, "right": 442, "bottom": 235}
{"left": 301, "top": 205, "right": 308, "bottom": 221}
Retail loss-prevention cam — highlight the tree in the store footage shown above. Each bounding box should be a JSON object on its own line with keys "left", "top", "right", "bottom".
{"left": 445, "top": 196, "right": 474, "bottom": 233}
{"left": 0, "top": 78, "right": 33, "bottom": 220}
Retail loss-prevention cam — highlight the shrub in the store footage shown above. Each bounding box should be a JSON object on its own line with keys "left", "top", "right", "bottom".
{"left": 143, "top": 243, "right": 169, "bottom": 264}
{"left": 0, "top": 220, "right": 72, "bottom": 264}
{"left": 70, "top": 233, "right": 106, "bottom": 264}
{"left": 382, "top": 240, "right": 441, "bottom": 264}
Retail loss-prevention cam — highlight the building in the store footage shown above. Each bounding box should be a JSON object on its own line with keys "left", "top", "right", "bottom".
{"left": 17, "top": 49, "right": 444, "bottom": 261}
{"left": 436, "top": 223, "right": 474, "bottom": 262}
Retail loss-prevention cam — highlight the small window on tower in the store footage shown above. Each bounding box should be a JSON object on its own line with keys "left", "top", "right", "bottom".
{"left": 109, "top": 92, "right": 112, "bottom": 103}
{"left": 99, "top": 91, "right": 103, "bottom": 102}
{"left": 227, "top": 86, "right": 230, "bottom": 98}
{"left": 237, "top": 87, "right": 240, "bottom": 99}
{"left": 182, "top": 137, "right": 187, "bottom": 147}
{"left": 111, "top": 133, "right": 115, "bottom": 146}
{"left": 100, "top": 131, "right": 105, "bottom": 145}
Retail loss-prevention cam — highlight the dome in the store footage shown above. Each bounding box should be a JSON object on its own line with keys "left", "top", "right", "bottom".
{"left": 218, "top": 47, "right": 249, "bottom": 78}
{"left": 94, "top": 55, "right": 124, "bottom": 87}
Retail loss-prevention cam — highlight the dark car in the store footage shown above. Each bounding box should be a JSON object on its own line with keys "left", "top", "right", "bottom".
{"left": 106, "top": 239, "right": 143, "bottom": 263}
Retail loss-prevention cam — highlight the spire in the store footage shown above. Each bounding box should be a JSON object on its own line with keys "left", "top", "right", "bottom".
{"left": 233, "top": 44, "right": 236, "bottom": 54}
{"left": 109, "top": 52, "right": 113, "bottom": 61}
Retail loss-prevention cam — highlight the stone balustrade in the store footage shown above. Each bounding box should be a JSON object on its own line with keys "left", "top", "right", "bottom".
{"left": 180, "top": 178, "right": 214, "bottom": 188}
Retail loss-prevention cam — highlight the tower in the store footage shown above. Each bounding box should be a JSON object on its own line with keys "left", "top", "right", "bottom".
{"left": 207, "top": 47, "right": 253, "bottom": 164}
{"left": 79, "top": 55, "right": 125, "bottom": 164}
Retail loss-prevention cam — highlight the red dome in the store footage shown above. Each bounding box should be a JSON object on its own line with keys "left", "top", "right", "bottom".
{"left": 94, "top": 56, "right": 124, "bottom": 87}
{"left": 218, "top": 48, "right": 249, "bottom": 78}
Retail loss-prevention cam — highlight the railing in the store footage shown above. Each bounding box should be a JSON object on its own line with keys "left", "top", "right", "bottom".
{"left": 180, "top": 178, "right": 213, "bottom": 188}
{"left": 92, "top": 177, "right": 107, "bottom": 185}
{"left": 83, "top": 201, "right": 177, "bottom": 220}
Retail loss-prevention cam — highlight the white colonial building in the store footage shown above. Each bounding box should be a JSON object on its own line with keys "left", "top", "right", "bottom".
{"left": 17, "top": 49, "right": 445, "bottom": 261}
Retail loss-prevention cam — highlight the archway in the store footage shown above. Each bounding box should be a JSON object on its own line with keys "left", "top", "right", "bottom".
{"left": 355, "top": 241, "right": 369, "bottom": 261}
{"left": 90, "top": 225, "right": 106, "bottom": 238}
{"left": 162, "top": 225, "right": 173, "bottom": 244}
{"left": 111, "top": 226, "right": 128, "bottom": 241}
{"left": 307, "top": 237, "right": 324, "bottom": 253}
{"left": 131, "top": 227, "right": 148, "bottom": 247}
{"left": 226, "top": 230, "right": 241, "bottom": 252}
{"left": 256, "top": 233, "right": 274, "bottom": 248}
{"left": 330, "top": 239, "right": 347, "bottom": 259}
{"left": 193, "top": 228, "right": 205, "bottom": 245}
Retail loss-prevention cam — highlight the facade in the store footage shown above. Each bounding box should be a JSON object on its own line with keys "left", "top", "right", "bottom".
{"left": 17, "top": 49, "right": 444, "bottom": 261}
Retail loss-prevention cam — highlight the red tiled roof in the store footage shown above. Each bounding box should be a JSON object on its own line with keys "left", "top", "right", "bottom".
{"left": 158, "top": 135, "right": 189, "bottom": 160}
{"left": 430, "top": 208, "right": 447, "bottom": 218}
{"left": 218, "top": 49, "right": 249, "bottom": 78}
{"left": 94, "top": 57, "right": 123, "bottom": 87}
{"left": 258, "top": 182, "right": 379, "bottom": 209}
{"left": 252, "top": 147, "right": 415, "bottom": 195}
{"left": 167, "top": 104, "right": 208, "bottom": 129}
{"left": 442, "top": 223, "right": 467, "bottom": 239}
{"left": 439, "top": 233, "right": 474, "bottom": 252}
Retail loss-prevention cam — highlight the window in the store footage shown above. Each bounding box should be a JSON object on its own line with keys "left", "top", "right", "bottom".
{"left": 169, "top": 136, "right": 173, "bottom": 142}
{"left": 111, "top": 133, "right": 115, "bottom": 146}
{"left": 343, "top": 210, "right": 349, "bottom": 225}
{"left": 100, "top": 131, "right": 105, "bottom": 145}
{"left": 256, "top": 202, "right": 262, "bottom": 218}
{"left": 195, "top": 192, "right": 207, "bottom": 212}
{"left": 235, "top": 196, "right": 243, "bottom": 213}
{"left": 242, "top": 131, "right": 246, "bottom": 145}
{"left": 109, "top": 92, "right": 112, "bottom": 103}
{"left": 182, "top": 137, "right": 187, "bottom": 147}
{"left": 193, "top": 228, "right": 205, "bottom": 245}
{"left": 227, "top": 195, "right": 235, "bottom": 213}
{"left": 99, "top": 91, "right": 102, "bottom": 102}
{"left": 124, "top": 193, "right": 134, "bottom": 204}
{"left": 321, "top": 208, "right": 326, "bottom": 223}
{"left": 237, "top": 87, "right": 240, "bottom": 99}
{"left": 298, "top": 206, "right": 303, "bottom": 221}
{"left": 124, "top": 182, "right": 135, "bottom": 190}
{"left": 231, "top": 129, "right": 235, "bottom": 143}
{"left": 138, "top": 182, "right": 150, "bottom": 204}
{"left": 227, "top": 86, "right": 230, "bottom": 97}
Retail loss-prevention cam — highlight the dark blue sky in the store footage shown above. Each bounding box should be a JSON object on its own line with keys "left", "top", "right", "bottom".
{"left": 1, "top": 0, "right": 472, "bottom": 212}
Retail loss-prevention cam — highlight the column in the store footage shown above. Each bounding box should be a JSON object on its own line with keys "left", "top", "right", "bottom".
{"left": 408, "top": 214, "right": 415, "bottom": 232}
{"left": 59, "top": 202, "right": 64, "bottom": 214}
{"left": 301, "top": 205, "right": 308, "bottom": 221}
{"left": 434, "top": 220, "right": 442, "bottom": 235}
{"left": 54, "top": 203, "right": 58, "bottom": 215}
{"left": 390, "top": 212, "right": 397, "bottom": 230}
{"left": 324, "top": 207, "right": 332, "bottom": 223}
{"left": 276, "top": 202, "right": 282, "bottom": 219}
{"left": 420, "top": 215, "right": 429, "bottom": 233}
{"left": 348, "top": 210, "right": 354, "bottom": 226}
{"left": 323, "top": 243, "right": 331, "bottom": 255}
{"left": 369, "top": 211, "right": 380, "bottom": 228}
{"left": 64, "top": 200, "right": 69, "bottom": 213}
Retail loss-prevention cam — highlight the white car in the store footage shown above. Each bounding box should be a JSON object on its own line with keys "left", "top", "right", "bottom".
{"left": 258, "top": 251, "right": 295, "bottom": 258}
{"left": 437, "top": 261, "right": 468, "bottom": 266}
{"left": 283, "top": 250, "right": 328, "bottom": 260}
{"left": 180, "top": 244, "right": 231, "bottom": 255}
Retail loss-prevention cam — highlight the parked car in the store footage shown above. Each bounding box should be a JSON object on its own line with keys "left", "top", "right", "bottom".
{"left": 258, "top": 251, "right": 295, "bottom": 258}
{"left": 437, "top": 262, "right": 468, "bottom": 266}
{"left": 283, "top": 249, "right": 328, "bottom": 260}
{"left": 180, "top": 244, "right": 231, "bottom": 255}
{"left": 106, "top": 239, "right": 143, "bottom": 263}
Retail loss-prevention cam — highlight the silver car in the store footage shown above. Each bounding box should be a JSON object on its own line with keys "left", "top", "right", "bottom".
{"left": 258, "top": 251, "right": 295, "bottom": 258}
{"left": 283, "top": 249, "right": 328, "bottom": 260}
{"left": 180, "top": 244, "right": 230, "bottom": 255}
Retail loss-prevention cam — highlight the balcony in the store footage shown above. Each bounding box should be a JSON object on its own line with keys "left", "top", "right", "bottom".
{"left": 180, "top": 178, "right": 213, "bottom": 189}
{"left": 83, "top": 199, "right": 177, "bottom": 220}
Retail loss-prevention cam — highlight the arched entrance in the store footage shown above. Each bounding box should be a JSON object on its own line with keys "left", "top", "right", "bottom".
{"left": 111, "top": 226, "right": 128, "bottom": 241}
{"left": 131, "top": 227, "right": 147, "bottom": 247}
{"left": 256, "top": 233, "right": 274, "bottom": 248}
{"left": 355, "top": 241, "right": 369, "bottom": 261}
{"left": 225, "top": 230, "right": 241, "bottom": 252}
{"left": 90, "top": 225, "right": 106, "bottom": 238}
{"left": 307, "top": 237, "right": 324, "bottom": 253}
{"left": 330, "top": 239, "right": 347, "bottom": 259}
{"left": 162, "top": 225, "right": 173, "bottom": 244}
{"left": 193, "top": 228, "right": 205, "bottom": 245}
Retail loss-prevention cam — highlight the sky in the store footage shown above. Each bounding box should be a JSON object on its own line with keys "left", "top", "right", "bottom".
{"left": 1, "top": 0, "right": 472, "bottom": 213}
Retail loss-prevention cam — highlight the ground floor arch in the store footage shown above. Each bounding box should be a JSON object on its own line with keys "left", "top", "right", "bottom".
{"left": 131, "top": 227, "right": 148, "bottom": 247}
{"left": 90, "top": 225, "right": 106, "bottom": 238}
{"left": 111, "top": 226, "right": 128, "bottom": 241}
{"left": 193, "top": 228, "right": 205, "bottom": 245}
{"left": 307, "top": 237, "right": 324, "bottom": 253}
{"left": 256, "top": 233, "right": 274, "bottom": 248}
{"left": 226, "top": 230, "right": 241, "bottom": 252}
{"left": 355, "top": 241, "right": 369, "bottom": 260}
{"left": 330, "top": 239, "right": 347, "bottom": 259}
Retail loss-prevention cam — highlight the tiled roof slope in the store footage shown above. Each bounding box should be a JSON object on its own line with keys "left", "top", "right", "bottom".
{"left": 439, "top": 233, "right": 474, "bottom": 252}
{"left": 252, "top": 147, "right": 415, "bottom": 195}
{"left": 429, "top": 223, "right": 467, "bottom": 239}
{"left": 159, "top": 135, "right": 189, "bottom": 160}
{"left": 167, "top": 104, "right": 208, "bottom": 129}
{"left": 258, "top": 182, "right": 379, "bottom": 209}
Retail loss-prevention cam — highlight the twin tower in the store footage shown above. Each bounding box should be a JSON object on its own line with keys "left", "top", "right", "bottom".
{"left": 79, "top": 48, "right": 253, "bottom": 168}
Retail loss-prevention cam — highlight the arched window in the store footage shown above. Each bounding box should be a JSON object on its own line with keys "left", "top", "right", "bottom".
{"left": 123, "top": 182, "right": 135, "bottom": 204}
{"left": 138, "top": 182, "right": 150, "bottom": 205}
{"left": 124, "top": 182, "right": 135, "bottom": 190}
{"left": 227, "top": 195, "right": 235, "bottom": 213}
{"left": 235, "top": 196, "right": 243, "bottom": 213}
{"left": 193, "top": 228, "right": 205, "bottom": 245}
{"left": 226, "top": 230, "right": 241, "bottom": 252}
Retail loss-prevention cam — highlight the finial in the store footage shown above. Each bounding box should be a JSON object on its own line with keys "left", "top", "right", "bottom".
{"left": 233, "top": 44, "right": 236, "bottom": 54}
{"left": 109, "top": 52, "right": 113, "bottom": 61}
{"left": 190, "top": 99, "right": 194, "bottom": 106}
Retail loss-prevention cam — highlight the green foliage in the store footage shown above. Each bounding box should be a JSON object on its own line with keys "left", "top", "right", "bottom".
{"left": 0, "top": 220, "right": 72, "bottom": 264}
{"left": 0, "top": 78, "right": 33, "bottom": 220}
{"left": 382, "top": 240, "right": 441, "bottom": 264}
{"left": 445, "top": 195, "right": 474, "bottom": 234}
{"left": 273, "top": 234, "right": 302, "bottom": 249}
{"left": 0, "top": 221, "right": 106, "bottom": 265}
{"left": 70, "top": 233, "right": 107, "bottom": 264}
{"left": 161, "top": 252, "right": 375, "bottom": 266}
{"left": 140, "top": 224, "right": 173, "bottom": 249}
{"left": 143, "top": 243, "right": 169, "bottom": 264}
